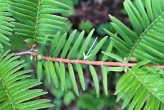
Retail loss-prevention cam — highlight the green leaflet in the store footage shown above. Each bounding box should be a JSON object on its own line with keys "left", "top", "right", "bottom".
{"left": 132, "top": 60, "right": 151, "bottom": 70}
{"left": 109, "top": 15, "right": 138, "bottom": 41}
{"left": 122, "top": 81, "right": 141, "bottom": 108}
{"left": 75, "top": 63, "right": 85, "bottom": 91}
{"left": 111, "top": 37, "right": 130, "bottom": 55}
{"left": 77, "top": 29, "right": 95, "bottom": 59}
{"left": 101, "top": 40, "right": 113, "bottom": 61}
{"left": 0, "top": 50, "right": 10, "bottom": 61}
{"left": 134, "top": 90, "right": 149, "bottom": 110}
{"left": 152, "top": 99, "right": 160, "bottom": 110}
{"left": 68, "top": 63, "right": 79, "bottom": 96}
{"left": 60, "top": 62, "right": 66, "bottom": 91}
{"left": 41, "top": 0, "right": 70, "bottom": 10}
{"left": 144, "top": 94, "right": 155, "bottom": 110}
{"left": 53, "top": 33, "right": 67, "bottom": 58}
{"left": 101, "top": 65, "right": 108, "bottom": 95}
{"left": 135, "top": 0, "right": 150, "bottom": 26}
{"left": 139, "top": 42, "right": 164, "bottom": 59}
{"left": 124, "top": 0, "right": 143, "bottom": 33}
{"left": 37, "top": 61, "right": 42, "bottom": 81}
{"left": 41, "top": 44, "right": 47, "bottom": 55}
{"left": 50, "top": 32, "right": 60, "bottom": 55}
{"left": 128, "top": 86, "right": 147, "bottom": 110}
{"left": 44, "top": 61, "right": 51, "bottom": 84}
{"left": 0, "top": 53, "right": 15, "bottom": 67}
{"left": 110, "top": 22, "right": 134, "bottom": 47}
{"left": 115, "top": 73, "right": 134, "bottom": 97}
{"left": 16, "top": 99, "right": 54, "bottom": 110}
{"left": 89, "top": 65, "right": 99, "bottom": 97}
{"left": 102, "top": 51, "right": 124, "bottom": 62}
{"left": 67, "top": 31, "right": 85, "bottom": 59}
{"left": 15, "top": 89, "right": 47, "bottom": 104}
{"left": 107, "top": 67, "right": 124, "bottom": 72}
{"left": 48, "top": 61, "right": 59, "bottom": 88}
{"left": 61, "top": 30, "right": 77, "bottom": 58}
{"left": 88, "top": 36, "right": 108, "bottom": 60}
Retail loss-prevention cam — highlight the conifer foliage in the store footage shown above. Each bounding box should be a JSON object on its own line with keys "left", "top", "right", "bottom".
{"left": 0, "top": 0, "right": 164, "bottom": 109}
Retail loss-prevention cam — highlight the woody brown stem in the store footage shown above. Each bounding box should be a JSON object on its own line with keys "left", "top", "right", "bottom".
{"left": 14, "top": 51, "right": 38, "bottom": 57}
{"left": 14, "top": 44, "right": 38, "bottom": 57}
{"left": 42, "top": 56, "right": 164, "bottom": 69}
{"left": 14, "top": 50, "right": 164, "bottom": 69}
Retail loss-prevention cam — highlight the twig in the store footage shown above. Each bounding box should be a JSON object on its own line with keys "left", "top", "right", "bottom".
{"left": 14, "top": 50, "right": 164, "bottom": 69}
{"left": 42, "top": 56, "right": 164, "bottom": 69}
{"left": 14, "top": 51, "right": 38, "bottom": 56}
{"left": 14, "top": 44, "right": 38, "bottom": 57}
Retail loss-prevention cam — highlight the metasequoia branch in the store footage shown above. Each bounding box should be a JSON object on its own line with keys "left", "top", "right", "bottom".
{"left": 42, "top": 56, "right": 164, "bottom": 69}
{"left": 14, "top": 50, "right": 164, "bottom": 69}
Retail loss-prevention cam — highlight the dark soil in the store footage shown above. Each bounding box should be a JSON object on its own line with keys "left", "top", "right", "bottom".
{"left": 69, "top": 0, "right": 128, "bottom": 29}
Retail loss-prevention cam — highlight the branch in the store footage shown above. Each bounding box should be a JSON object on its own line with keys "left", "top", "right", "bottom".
{"left": 42, "top": 56, "right": 164, "bottom": 69}
{"left": 14, "top": 44, "right": 38, "bottom": 57}
{"left": 14, "top": 50, "right": 164, "bottom": 69}
{"left": 14, "top": 51, "right": 38, "bottom": 57}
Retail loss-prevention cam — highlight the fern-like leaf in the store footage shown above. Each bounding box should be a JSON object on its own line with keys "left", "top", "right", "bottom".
{"left": 103, "top": 0, "right": 164, "bottom": 109}
{"left": 115, "top": 61, "right": 164, "bottom": 110}
{"left": 8, "top": 0, "right": 69, "bottom": 44}
{"left": 0, "top": 51, "right": 54, "bottom": 109}
{"left": 0, "top": 0, "right": 14, "bottom": 52}
{"left": 105, "top": 0, "right": 164, "bottom": 64}
{"left": 37, "top": 30, "right": 109, "bottom": 96}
